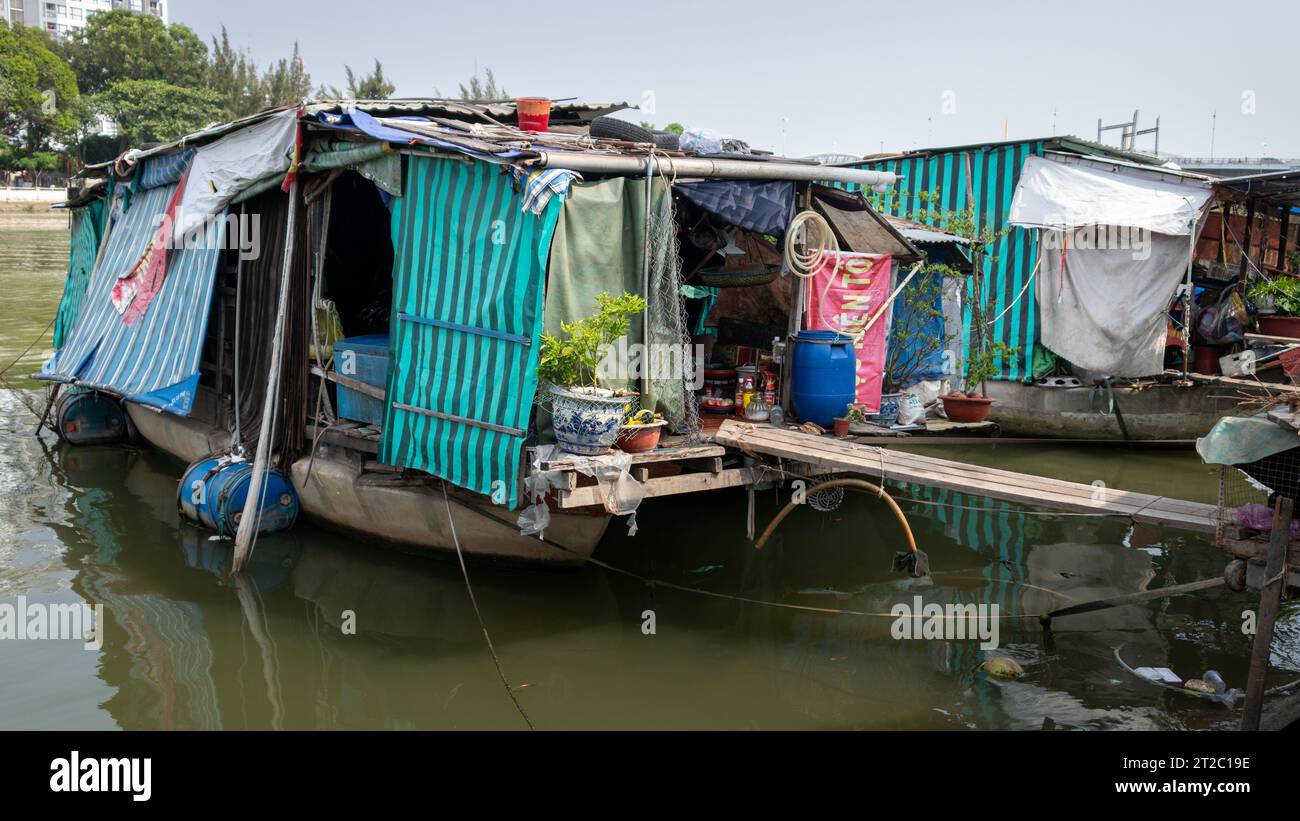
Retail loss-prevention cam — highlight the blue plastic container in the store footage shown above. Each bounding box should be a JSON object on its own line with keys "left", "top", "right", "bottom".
{"left": 790, "top": 330, "right": 856, "bottom": 427}
{"left": 332, "top": 334, "right": 389, "bottom": 425}
{"left": 55, "top": 388, "right": 126, "bottom": 445}
{"left": 177, "top": 455, "right": 300, "bottom": 536}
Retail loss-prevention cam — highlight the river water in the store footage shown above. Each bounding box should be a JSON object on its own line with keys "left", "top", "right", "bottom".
{"left": 1, "top": 215, "right": 1296, "bottom": 730}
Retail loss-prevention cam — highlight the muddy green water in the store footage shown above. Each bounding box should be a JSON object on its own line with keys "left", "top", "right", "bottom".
{"left": 1, "top": 219, "right": 1297, "bottom": 730}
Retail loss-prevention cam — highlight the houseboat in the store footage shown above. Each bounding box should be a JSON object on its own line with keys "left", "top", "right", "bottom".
{"left": 38, "top": 99, "right": 912, "bottom": 566}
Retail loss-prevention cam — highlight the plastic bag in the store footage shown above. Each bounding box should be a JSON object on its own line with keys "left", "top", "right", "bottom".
{"left": 1196, "top": 288, "right": 1249, "bottom": 345}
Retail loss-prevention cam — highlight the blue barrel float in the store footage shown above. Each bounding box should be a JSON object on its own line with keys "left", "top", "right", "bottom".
{"left": 790, "top": 330, "right": 856, "bottom": 427}
{"left": 55, "top": 388, "right": 126, "bottom": 445}
{"left": 177, "top": 454, "right": 300, "bottom": 536}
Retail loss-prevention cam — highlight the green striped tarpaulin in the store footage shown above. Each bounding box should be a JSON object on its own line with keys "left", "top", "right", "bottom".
{"left": 52, "top": 197, "right": 107, "bottom": 350}
{"left": 834, "top": 140, "right": 1047, "bottom": 381}
{"left": 379, "top": 156, "right": 562, "bottom": 509}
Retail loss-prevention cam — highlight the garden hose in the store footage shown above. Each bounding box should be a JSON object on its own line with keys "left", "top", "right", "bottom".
{"left": 754, "top": 477, "right": 918, "bottom": 557}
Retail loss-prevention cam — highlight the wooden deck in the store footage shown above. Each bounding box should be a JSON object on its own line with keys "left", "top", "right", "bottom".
{"left": 714, "top": 419, "right": 1217, "bottom": 532}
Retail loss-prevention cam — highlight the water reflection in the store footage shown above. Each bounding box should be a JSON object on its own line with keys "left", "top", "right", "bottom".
{"left": 1, "top": 383, "right": 1295, "bottom": 729}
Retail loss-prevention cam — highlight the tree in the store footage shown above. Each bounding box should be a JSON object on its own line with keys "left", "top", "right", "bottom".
{"left": 95, "top": 80, "right": 222, "bottom": 146}
{"left": 451, "top": 67, "right": 505, "bottom": 102}
{"left": 260, "top": 42, "right": 311, "bottom": 109}
{"left": 205, "top": 26, "right": 261, "bottom": 120}
{"left": 207, "top": 29, "right": 311, "bottom": 120}
{"left": 324, "top": 59, "right": 394, "bottom": 100}
{"left": 0, "top": 24, "right": 81, "bottom": 155}
{"left": 68, "top": 9, "right": 208, "bottom": 95}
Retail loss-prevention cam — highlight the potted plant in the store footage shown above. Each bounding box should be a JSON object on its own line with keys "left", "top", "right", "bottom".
{"left": 1248, "top": 274, "right": 1300, "bottom": 338}
{"left": 833, "top": 403, "right": 866, "bottom": 436}
{"left": 618, "top": 409, "right": 667, "bottom": 453}
{"left": 538, "top": 291, "right": 647, "bottom": 455}
{"left": 942, "top": 342, "right": 1013, "bottom": 423}
{"left": 883, "top": 262, "right": 958, "bottom": 416}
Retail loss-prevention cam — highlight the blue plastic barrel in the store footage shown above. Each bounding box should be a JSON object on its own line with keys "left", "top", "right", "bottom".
{"left": 55, "top": 389, "right": 126, "bottom": 445}
{"left": 177, "top": 455, "right": 300, "bottom": 536}
{"left": 790, "top": 330, "right": 856, "bottom": 427}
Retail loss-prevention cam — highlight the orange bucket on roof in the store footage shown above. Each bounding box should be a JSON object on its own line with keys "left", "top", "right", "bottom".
{"left": 516, "top": 97, "right": 552, "bottom": 132}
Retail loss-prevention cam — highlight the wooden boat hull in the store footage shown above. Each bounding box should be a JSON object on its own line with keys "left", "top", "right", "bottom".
{"left": 290, "top": 452, "right": 608, "bottom": 566}
{"left": 983, "top": 380, "right": 1253, "bottom": 441}
{"left": 125, "top": 401, "right": 608, "bottom": 566}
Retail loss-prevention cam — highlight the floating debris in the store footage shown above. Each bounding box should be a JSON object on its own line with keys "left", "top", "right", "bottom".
{"left": 981, "top": 656, "right": 1025, "bottom": 680}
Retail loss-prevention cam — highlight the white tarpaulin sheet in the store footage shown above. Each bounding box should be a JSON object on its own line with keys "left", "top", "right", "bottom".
{"left": 1010, "top": 155, "right": 1211, "bottom": 236}
{"left": 174, "top": 109, "right": 298, "bottom": 239}
{"left": 1038, "top": 229, "right": 1188, "bottom": 376}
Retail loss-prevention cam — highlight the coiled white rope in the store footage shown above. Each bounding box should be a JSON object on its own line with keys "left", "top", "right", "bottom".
{"left": 783, "top": 209, "right": 838, "bottom": 279}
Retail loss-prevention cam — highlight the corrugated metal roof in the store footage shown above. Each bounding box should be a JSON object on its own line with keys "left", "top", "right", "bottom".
{"left": 80, "top": 99, "right": 631, "bottom": 176}
{"left": 1213, "top": 169, "right": 1300, "bottom": 205}
{"left": 832, "top": 134, "right": 1164, "bottom": 169}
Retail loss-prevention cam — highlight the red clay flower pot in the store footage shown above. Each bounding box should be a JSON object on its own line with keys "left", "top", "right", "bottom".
{"left": 833, "top": 418, "right": 851, "bottom": 437}
{"left": 1258, "top": 315, "right": 1300, "bottom": 340}
{"left": 617, "top": 422, "right": 665, "bottom": 454}
{"left": 941, "top": 394, "right": 996, "bottom": 423}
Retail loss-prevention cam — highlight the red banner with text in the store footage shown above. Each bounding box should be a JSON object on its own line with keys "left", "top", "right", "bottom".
{"left": 805, "top": 252, "right": 892, "bottom": 411}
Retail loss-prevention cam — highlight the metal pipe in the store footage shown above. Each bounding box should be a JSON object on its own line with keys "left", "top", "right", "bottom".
{"left": 533, "top": 151, "right": 899, "bottom": 187}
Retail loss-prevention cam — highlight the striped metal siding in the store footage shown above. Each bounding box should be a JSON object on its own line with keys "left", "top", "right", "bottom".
{"left": 379, "top": 156, "right": 562, "bottom": 509}
{"left": 40, "top": 182, "right": 224, "bottom": 415}
{"left": 841, "top": 140, "right": 1045, "bottom": 380}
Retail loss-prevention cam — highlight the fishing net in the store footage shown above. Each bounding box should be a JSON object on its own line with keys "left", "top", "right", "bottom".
{"left": 806, "top": 473, "right": 845, "bottom": 512}
{"left": 1215, "top": 452, "right": 1300, "bottom": 548}
{"left": 645, "top": 193, "right": 701, "bottom": 442}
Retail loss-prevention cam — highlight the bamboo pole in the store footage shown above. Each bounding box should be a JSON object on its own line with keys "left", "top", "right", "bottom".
{"left": 232, "top": 177, "right": 300, "bottom": 574}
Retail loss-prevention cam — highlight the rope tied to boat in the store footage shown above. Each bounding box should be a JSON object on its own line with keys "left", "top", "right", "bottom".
{"left": 441, "top": 481, "right": 534, "bottom": 730}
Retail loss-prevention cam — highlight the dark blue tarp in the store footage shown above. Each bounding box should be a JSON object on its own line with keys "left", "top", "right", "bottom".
{"left": 314, "top": 108, "right": 531, "bottom": 162}
{"left": 675, "top": 180, "right": 795, "bottom": 235}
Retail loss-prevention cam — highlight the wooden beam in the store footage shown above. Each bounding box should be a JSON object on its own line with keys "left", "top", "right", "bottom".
{"left": 536, "top": 444, "right": 724, "bottom": 471}
{"left": 1241, "top": 496, "right": 1293, "bottom": 730}
{"left": 1043, "top": 578, "right": 1224, "bottom": 622}
{"left": 554, "top": 466, "right": 757, "bottom": 509}
{"left": 715, "top": 420, "right": 1217, "bottom": 532}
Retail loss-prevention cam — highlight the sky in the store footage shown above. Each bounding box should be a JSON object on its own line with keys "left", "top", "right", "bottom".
{"left": 174, "top": 0, "right": 1300, "bottom": 160}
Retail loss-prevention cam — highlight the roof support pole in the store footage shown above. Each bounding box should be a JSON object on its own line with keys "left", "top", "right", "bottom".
{"left": 1277, "top": 204, "right": 1290, "bottom": 273}
{"left": 1240, "top": 197, "right": 1257, "bottom": 278}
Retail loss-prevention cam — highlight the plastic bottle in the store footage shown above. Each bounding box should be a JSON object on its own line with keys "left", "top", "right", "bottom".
{"left": 1203, "top": 670, "right": 1227, "bottom": 694}
{"left": 769, "top": 405, "right": 785, "bottom": 427}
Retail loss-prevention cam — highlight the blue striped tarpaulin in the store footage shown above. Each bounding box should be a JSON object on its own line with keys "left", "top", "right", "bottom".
{"left": 379, "top": 156, "right": 562, "bottom": 509}
{"left": 40, "top": 181, "right": 224, "bottom": 415}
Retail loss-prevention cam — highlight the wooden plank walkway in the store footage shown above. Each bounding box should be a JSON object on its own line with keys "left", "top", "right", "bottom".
{"left": 715, "top": 419, "right": 1216, "bottom": 533}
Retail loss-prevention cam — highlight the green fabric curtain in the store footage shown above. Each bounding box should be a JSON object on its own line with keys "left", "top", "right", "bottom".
{"left": 379, "top": 156, "right": 562, "bottom": 509}
{"left": 53, "top": 197, "right": 107, "bottom": 350}
{"left": 543, "top": 176, "right": 677, "bottom": 416}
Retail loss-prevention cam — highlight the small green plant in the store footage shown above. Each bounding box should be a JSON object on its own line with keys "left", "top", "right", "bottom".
{"left": 959, "top": 342, "right": 1016, "bottom": 396}
{"left": 844, "top": 403, "right": 867, "bottom": 423}
{"left": 1248, "top": 275, "right": 1300, "bottom": 316}
{"left": 537, "top": 291, "right": 647, "bottom": 388}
